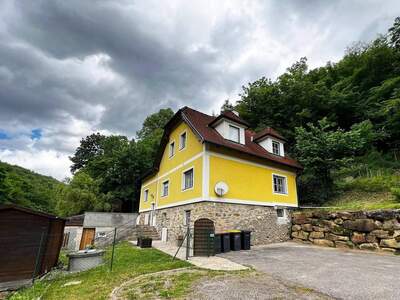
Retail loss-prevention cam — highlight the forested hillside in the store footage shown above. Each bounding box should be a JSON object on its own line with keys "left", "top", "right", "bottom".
{"left": 234, "top": 17, "right": 400, "bottom": 207}
{"left": 0, "top": 161, "right": 63, "bottom": 213}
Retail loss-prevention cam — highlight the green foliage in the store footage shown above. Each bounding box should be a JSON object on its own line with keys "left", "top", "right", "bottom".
{"left": 67, "top": 108, "right": 174, "bottom": 213}
{"left": 391, "top": 187, "right": 400, "bottom": 202}
{"left": 294, "top": 119, "right": 376, "bottom": 203}
{"left": 0, "top": 161, "right": 63, "bottom": 213}
{"left": 235, "top": 17, "right": 400, "bottom": 203}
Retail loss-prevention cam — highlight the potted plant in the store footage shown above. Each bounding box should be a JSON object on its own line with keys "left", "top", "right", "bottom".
{"left": 138, "top": 235, "right": 152, "bottom": 248}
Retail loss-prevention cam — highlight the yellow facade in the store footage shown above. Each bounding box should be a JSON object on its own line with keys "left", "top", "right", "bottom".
{"left": 208, "top": 153, "right": 298, "bottom": 206}
{"left": 139, "top": 121, "right": 203, "bottom": 212}
{"left": 139, "top": 120, "right": 298, "bottom": 212}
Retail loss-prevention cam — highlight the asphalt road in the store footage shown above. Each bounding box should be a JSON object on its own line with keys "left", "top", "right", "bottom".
{"left": 219, "top": 242, "right": 400, "bottom": 300}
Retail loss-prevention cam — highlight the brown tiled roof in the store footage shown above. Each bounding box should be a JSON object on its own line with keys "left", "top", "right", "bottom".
{"left": 208, "top": 110, "right": 250, "bottom": 127}
{"left": 143, "top": 107, "right": 302, "bottom": 180}
{"left": 182, "top": 107, "right": 302, "bottom": 170}
{"left": 253, "top": 127, "right": 287, "bottom": 142}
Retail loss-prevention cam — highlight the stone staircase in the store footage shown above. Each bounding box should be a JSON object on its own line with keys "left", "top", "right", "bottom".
{"left": 128, "top": 225, "right": 160, "bottom": 240}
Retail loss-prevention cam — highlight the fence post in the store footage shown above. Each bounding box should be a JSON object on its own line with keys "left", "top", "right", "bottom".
{"left": 186, "top": 226, "right": 190, "bottom": 260}
{"left": 110, "top": 227, "right": 117, "bottom": 271}
{"left": 32, "top": 230, "right": 45, "bottom": 283}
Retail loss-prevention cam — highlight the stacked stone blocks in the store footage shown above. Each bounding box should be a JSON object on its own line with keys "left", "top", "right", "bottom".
{"left": 291, "top": 210, "right": 400, "bottom": 254}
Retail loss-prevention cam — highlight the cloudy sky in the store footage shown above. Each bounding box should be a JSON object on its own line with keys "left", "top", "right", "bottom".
{"left": 0, "top": 0, "right": 399, "bottom": 180}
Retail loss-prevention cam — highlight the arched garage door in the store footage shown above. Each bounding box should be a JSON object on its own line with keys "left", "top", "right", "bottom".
{"left": 194, "top": 218, "right": 215, "bottom": 256}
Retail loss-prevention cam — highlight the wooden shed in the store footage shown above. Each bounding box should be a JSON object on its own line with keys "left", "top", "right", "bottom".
{"left": 0, "top": 204, "right": 65, "bottom": 290}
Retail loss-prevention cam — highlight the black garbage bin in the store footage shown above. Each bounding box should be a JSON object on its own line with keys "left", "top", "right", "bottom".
{"left": 229, "top": 231, "right": 241, "bottom": 251}
{"left": 221, "top": 233, "right": 230, "bottom": 252}
{"left": 214, "top": 234, "right": 222, "bottom": 254}
{"left": 241, "top": 230, "right": 251, "bottom": 250}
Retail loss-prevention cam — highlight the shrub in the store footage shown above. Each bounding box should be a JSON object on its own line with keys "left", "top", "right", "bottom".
{"left": 391, "top": 187, "right": 400, "bottom": 202}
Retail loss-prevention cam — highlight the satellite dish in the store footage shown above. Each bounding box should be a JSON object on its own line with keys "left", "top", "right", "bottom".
{"left": 214, "top": 181, "right": 229, "bottom": 197}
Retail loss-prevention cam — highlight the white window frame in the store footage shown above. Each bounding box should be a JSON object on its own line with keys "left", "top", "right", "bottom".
{"left": 272, "top": 140, "right": 281, "bottom": 156}
{"left": 276, "top": 207, "right": 289, "bottom": 224}
{"left": 169, "top": 141, "right": 175, "bottom": 158}
{"left": 228, "top": 124, "right": 240, "bottom": 143}
{"left": 272, "top": 174, "right": 288, "bottom": 195}
{"left": 182, "top": 167, "right": 194, "bottom": 191}
{"left": 161, "top": 180, "right": 169, "bottom": 197}
{"left": 143, "top": 189, "right": 149, "bottom": 202}
{"left": 183, "top": 210, "right": 191, "bottom": 226}
{"left": 179, "top": 131, "right": 187, "bottom": 151}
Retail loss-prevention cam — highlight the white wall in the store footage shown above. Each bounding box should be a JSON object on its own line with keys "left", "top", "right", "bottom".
{"left": 258, "top": 137, "right": 285, "bottom": 156}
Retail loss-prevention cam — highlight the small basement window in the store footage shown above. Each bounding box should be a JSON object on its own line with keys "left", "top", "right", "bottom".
{"left": 276, "top": 208, "right": 284, "bottom": 218}
{"left": 272, "top": 140, "right": 281, "bottom": 155}
{"left": 273, "top": 175, "right": 287, "bottom": 194}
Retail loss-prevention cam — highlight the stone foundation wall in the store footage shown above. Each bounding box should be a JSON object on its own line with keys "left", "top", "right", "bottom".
{"left": 145, "top": 202, "right": 291, "bottom": 245}
{"left": 291, "top": 210, "right": 400, "bottom": 254}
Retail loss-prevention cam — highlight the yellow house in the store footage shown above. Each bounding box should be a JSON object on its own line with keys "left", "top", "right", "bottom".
{"left": 138, "top": 107, "right": 302, "bottom": 247}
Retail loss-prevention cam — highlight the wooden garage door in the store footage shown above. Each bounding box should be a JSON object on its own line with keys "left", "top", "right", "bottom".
{"left": 194, "top": 218, "right": 215, "bottom": 257}
{"left": 79, "top": 228, "right": 95, "bottom": 250}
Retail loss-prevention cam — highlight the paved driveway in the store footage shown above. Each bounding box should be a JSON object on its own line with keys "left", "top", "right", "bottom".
{"left": 219, "top": 242, "right": 400, "bottom": 300}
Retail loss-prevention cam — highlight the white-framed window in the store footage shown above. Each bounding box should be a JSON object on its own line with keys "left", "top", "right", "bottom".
{"left": 183, "top": 210, "right": 191, "bottom": 226}
{"left": 273, "top": 174, "right": 287, "bottom": 194}
{"left": 162, "top": 180, "right": 169, "bottom": 197}
{"left": 272, "top": 140, "right": 281, "bottom": 155}
{"left": 143, "top": 189, "right": 149, "bottom": 202}
{"left": 228, "top": 125, "right": 240, "bottom": 143}
{"left": 182, "top": 168, "right": 194, "bottom": 190}
{"left": 276, "top": 207, "right": 289, "bottom": 224}
{"left": 179, "top": 131, "right": 187, "bottom": 150}
{"left": 169, "top": 141, "right": 175, "bottom": 157}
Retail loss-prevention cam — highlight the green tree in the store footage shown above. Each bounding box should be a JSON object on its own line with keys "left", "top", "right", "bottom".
{"left": 55, "top": 171, "right": 110, "bottom": 217}
{"left": 295, "top": 119, "right": 376, "bottom": 203}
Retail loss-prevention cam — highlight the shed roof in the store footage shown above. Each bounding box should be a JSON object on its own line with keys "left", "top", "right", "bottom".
{"left": 0, "top": 204, "right": 65, "bottom": 220}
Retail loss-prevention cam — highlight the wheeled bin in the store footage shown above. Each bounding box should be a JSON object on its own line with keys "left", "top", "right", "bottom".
{"left": 229, "top": 230, "right": 241, "bottom": 251}
{"left": 221, "top": 233, "right": 230, "bottom": 252}
{"left": 214, "top": 233, "right": 222, "bottom": 254}
{"left": 240, "top": 230, "right": 251, "bottom": 250}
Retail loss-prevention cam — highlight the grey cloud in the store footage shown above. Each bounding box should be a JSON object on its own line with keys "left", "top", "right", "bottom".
{"left": 0, "top": 0, "right": 399, "bottom": 179}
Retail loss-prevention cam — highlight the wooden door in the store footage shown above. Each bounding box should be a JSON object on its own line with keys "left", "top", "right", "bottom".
{"left": 79, "top": 228, "right": 95, "bottom": 250}
{"left": 194, "top": 218, "right": 215, "bottom": 257}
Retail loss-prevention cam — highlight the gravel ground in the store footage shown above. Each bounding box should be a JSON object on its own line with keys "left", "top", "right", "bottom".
{"left": 220, "top": 242, "right": 400, "bottom": 300}
{"left": 189, "top": 273, "right": 333, "bottom": 300}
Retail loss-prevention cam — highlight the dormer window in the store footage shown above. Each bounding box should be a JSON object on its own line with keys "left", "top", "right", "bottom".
{"left": 272, "top": 141, "right": 281, "bottom": 155}
{"left": 229, "top": 125, "right": 240, "bottom": 143}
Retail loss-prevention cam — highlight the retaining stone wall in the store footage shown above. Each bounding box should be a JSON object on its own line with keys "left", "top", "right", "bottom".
{"left": 291, "top": 210, "right": 400, "bottom": 254}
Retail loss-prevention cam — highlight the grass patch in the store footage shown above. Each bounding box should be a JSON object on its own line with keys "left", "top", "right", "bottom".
{"left": 9, "top": 242, "right": 190, "bottom": 300}
{"left": 325, "top": 190, "right": 400, "bottom": 211}
{"left": 120, "top": 268, "right": 252, "bottom": 300}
